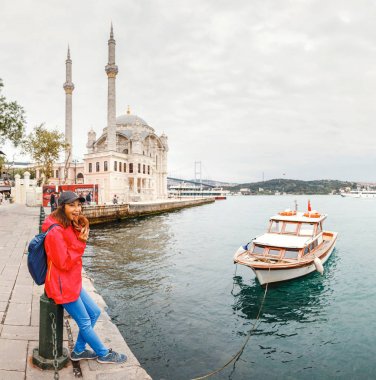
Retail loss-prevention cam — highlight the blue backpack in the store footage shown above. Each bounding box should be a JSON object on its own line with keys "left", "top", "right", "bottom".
{"left": 27, "top": 224, "right": 59, "bottom": 285}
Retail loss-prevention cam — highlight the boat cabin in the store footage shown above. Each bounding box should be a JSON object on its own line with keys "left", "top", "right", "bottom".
{"left": 249, "top": 212, "right": 328, "bottom": 261}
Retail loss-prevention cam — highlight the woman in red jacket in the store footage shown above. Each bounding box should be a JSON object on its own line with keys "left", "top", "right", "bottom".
{"left": 42, "top": 191, "right": 126, "bottom": 363}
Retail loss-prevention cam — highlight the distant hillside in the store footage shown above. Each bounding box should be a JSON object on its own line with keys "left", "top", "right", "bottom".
{"left": 226, "top": 179, "right": 356, "bottom": 195}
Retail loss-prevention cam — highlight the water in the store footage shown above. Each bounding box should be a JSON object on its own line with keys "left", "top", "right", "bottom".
{"left": 84, "top": 195, "right": 376, "bottom": 379}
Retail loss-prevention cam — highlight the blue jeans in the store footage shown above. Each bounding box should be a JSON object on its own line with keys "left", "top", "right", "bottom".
{"left": 63, "top": 288, "right": 109, "bottom": 356}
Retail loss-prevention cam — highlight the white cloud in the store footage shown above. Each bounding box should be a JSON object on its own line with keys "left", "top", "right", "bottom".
{"left": 1, "top": 0, "right": 376, "bottom": 182}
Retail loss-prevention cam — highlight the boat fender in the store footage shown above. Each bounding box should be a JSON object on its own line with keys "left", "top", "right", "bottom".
{"left": 314, "top": 257, "right": 324, "bottom": 275}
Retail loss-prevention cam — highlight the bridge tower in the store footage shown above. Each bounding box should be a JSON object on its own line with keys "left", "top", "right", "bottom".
{"left": 194, "top": 161, "right": 202, "bottom": 189}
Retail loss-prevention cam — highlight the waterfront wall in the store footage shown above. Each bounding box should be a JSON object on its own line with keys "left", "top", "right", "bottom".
{"left": 83, "top": 198, "right": 215, "bottom": 225}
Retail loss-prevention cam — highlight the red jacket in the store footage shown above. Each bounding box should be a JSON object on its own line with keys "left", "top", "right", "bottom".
{"left": 42, "top": 216, "right": 86, "bottom": 304}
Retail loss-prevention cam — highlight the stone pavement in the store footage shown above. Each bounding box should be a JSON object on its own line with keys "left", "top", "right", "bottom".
{"left": 0, "top": 203, "right": 151, "bottom": 380}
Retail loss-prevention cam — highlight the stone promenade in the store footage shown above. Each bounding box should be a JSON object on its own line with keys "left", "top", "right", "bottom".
{"left": 0, "top": 203, "right": 151, "bottom": 380}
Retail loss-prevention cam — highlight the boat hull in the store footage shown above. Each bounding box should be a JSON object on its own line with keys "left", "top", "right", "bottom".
{"left": 253, "top": 243, "right": 335, "bottom": 285}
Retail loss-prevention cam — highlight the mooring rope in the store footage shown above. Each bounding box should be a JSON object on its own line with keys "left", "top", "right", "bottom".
{"left": 191, "top": 268, "right": 270, "bottom": 380}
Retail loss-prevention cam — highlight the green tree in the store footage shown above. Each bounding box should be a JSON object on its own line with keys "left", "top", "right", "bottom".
{"left": 0, "top": 79, "right": 26, "bottom": 146}
{"left": 22, "top": 124, "right": 68, "bottom": 183}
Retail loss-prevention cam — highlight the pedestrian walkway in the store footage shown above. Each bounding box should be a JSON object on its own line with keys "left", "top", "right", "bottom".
{"left": 0, "top": 203, "right": 151, "bottom": 379}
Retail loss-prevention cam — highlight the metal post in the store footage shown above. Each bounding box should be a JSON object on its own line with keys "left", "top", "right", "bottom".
{"left": 32, "top": 293, "right": 69, "bottom": 370}
{"left": 39, "top": 206, "right": 45, "bottom": 233}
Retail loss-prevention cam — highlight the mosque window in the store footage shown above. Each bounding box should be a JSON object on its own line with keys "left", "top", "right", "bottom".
{"left": 89, "top": 163, "right": 92, "bottom": 173}
{"left": 129, "top": 163, "right": 133, "bottom": 173}
{"left": 114, "top": 161, "right": 117, "bottom": 171}
{"left": 143, "top": 164, "right": 145, "bottom": 174}
{"left": 96, "top": 162, "right": 100, "bottom": 172}
{"left": 123, "top": 163, "right": 127, "bottom": 172}
{"left": 119, "top": 162, "right": 122, "bottom": 171}
{"left": 148, "top": 165, "right": 150, "bottom": 175}
{"left": 104, "top": 161, "right": 108, "bottom": 171}
{"left": 138, "top": 163, "right": 141, "bottom": 173}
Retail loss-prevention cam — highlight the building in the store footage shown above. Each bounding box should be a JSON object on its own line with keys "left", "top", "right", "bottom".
{"left": 42, "top": 24, "right": 168, "bottom": 203}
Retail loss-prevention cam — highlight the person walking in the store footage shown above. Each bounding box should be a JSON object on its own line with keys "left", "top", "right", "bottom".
{"left": 50, "top": 192, "right": 57, "bottom": 212}
{"left": 42, "top": 191, "right": 127, "bottom": 363}
{"left": 85, "top": 192, "right": 92, "bottom": 204}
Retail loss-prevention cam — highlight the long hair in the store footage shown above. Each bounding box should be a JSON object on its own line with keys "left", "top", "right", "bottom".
{"left": 51, "top": 205, "right": 72, "bottom": 228}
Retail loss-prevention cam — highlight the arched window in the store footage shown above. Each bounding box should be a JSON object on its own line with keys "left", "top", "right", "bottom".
{"left": 77, "top": 173, "right": 84, "bottom": 179}
{"left": 123, "top": 163, "right": 127, "bottom": 172}
{"left": 129, "top": 163, "right": 133, "bottom": 173}
{"left": 114, "top": 161, "right": 117, "bottom": 171}
{"left": 143, "top": 164, "right": 145, "bottom": 174}
{"left": 138, "top": 163, "right": 141, "bottom": 173}
{"left": 119, "top": 162, "right": 122, "bottom": 172}
{"left": 123, "top": 148, "right": 129, "bottom": 154}
{"left": 96, "top": 162, "right": 100, "bottom": 172}
{"left": 89, "top": 163, "right": 92, "bottom": 173}
{"left": 147, "top": 165, "right": 150, "bottom": 175}
{"left": 104, "top": 161, "right": 108, "bottom": 171}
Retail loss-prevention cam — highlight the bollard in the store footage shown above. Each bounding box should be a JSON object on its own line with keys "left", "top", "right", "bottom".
{"left": 32, "top": 293, "right": 69, "bottom": 370}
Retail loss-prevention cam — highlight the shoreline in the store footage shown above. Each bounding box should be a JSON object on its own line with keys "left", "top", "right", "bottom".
{"left": 83, "top": 197, "right": 215, "bottom": 225}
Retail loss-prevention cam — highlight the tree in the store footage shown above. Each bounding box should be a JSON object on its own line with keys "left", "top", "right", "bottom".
{"left": 0, "top": 79, "right": 26, "bottom": 146}
{"left": 22, "top": 124, "right": 68, "bottom": 183}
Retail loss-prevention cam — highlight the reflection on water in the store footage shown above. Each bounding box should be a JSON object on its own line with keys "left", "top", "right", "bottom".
{"left": 84, "top": 196, "right": 376, "bottom": 380}
{"left": 86, "top": 216, "right": 174, "bottom": 291}
{"left": 232, "top": 251, "right": 338, "bottom": 326}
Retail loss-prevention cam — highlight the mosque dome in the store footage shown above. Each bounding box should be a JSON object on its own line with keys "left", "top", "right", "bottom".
{"left": 116, "top": 107, "right": 149, "bottom": 128}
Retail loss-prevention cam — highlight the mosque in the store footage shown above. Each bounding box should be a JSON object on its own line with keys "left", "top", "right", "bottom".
{"left": 41, "top": 25, "right": 168, "bottom": 203}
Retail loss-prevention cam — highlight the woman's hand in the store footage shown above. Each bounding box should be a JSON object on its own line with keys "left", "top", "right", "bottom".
{"left": 78, "top": 226, "right": 90, "bottom": 242}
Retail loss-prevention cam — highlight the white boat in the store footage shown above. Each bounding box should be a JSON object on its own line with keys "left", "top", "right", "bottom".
{"left": 340, "top": 189, "right": 376, "bottom": 198}
{"left": 168, "top": 184, "right": 229, "bottom": 199}
{"left": 234, "top": 209, "right": 338, "bottom": 285}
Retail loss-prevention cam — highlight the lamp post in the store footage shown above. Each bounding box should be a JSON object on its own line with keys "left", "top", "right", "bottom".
{"left": 12, "top": 154, "right": 16, "bottom": 180}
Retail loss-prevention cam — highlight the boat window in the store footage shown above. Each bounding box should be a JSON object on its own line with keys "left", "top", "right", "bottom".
{"left": 304, "top": 246, "right": 310, "bottom": 255}
{"left": 268, "top": 248, "right": 281, "bottom": 257}
{"left": 283, "top": 222, "right": 298, "bottom": 234}
{"left": 270, "top": 220, "right": 282, "bottom": 233}
{"left": 309, "top": 239, "right": 319, "bottom": 252}
{"left": 252, "top": 245, "right": 265, "bottom": 255}
{"left": 299, "top": 223, "right": 315, "bottom": 237}
{"left": 284, "top": 249, "right": 299, "bottom": 259}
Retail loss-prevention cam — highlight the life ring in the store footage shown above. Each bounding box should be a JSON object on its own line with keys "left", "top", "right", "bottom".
{"left": 278, "top": 210, "right": 297, "bottom": 216}
{"left": 303, "top": 212, "right": 321, "bottom": 218}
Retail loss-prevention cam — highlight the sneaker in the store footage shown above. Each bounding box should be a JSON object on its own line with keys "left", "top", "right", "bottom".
{"left": 71, "top": 349, "right": 98, "bottom": 361}
{"left": 97, "top": 348, "right": 127, "bottom": 364}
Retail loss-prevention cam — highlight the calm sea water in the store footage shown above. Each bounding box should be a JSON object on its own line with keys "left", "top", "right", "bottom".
{"left": 85, "top": 195, "right": 376, "bottom": 380}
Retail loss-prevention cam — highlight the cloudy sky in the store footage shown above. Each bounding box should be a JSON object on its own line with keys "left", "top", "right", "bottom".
{"left": 1, "top": 0, "right": 376, "bottom": 183}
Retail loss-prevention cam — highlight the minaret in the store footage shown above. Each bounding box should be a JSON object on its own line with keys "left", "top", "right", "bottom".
{"left": 63, "top": 46, "right": 74, "bottom": 163}
{"left": 105, "top": 23, "right": 118, "bottom": 151}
